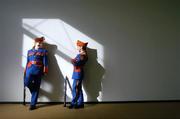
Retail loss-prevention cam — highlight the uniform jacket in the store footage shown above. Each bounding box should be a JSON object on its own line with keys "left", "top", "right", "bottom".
{"left": 24, "top": 48, "right": 48, "bottom": 79}
{"left": 71, "top": 54, "right": 88, "bottom": 80}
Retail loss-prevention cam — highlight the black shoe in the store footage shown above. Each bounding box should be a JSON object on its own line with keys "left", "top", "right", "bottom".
{"left": 75, "top": 104, "right": 84, "bottom": 109}
{"left": 29, "top": 105, "right": 36, "bottom": 110}
{"left": 68, "top": 104, "right": 74, "bottom": 109}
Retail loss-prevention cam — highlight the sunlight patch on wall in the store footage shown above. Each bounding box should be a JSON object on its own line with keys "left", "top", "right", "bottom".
{"left": 22, "top": 18, "right": 104, "bottom": 102}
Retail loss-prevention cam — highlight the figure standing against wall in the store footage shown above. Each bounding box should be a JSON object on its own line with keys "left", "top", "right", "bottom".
{"left": 68, "top": 40, "right": 88, "bottom": 109}
{"left": 24, "top": 37, "right": 48, "bottom": 110}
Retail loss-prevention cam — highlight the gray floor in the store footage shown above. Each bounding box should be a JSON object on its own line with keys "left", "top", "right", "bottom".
{"left": 0, "top": 102, "right": 180, "bottom": 119}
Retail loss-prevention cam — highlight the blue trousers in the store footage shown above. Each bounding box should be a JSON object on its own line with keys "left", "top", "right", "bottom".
{"left": 71, "top": 79, "right": 84, "bottom": 106}
{"left": 24, "top": 75, "right": 41, "bottom": 106}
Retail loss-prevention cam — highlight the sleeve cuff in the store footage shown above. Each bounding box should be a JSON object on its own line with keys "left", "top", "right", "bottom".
{"left": 44, "top": 66, "right": 48, "bottom": 74}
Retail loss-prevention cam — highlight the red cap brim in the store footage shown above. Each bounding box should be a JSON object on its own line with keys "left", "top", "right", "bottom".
{"left": 77, "top": 40, "right": 88, "bottom": 47}
{"left": 34, "top": 37, "right": 45, "bottom": 42}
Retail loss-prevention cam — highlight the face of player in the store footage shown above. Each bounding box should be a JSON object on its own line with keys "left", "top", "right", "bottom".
{"left": 77, "top": 46, "right": 82, "bottom": 53}
{"left": 35, "top": 42, "right": 43, "bottom": 49}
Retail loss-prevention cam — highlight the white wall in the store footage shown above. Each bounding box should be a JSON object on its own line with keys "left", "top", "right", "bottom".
{"left": 0, "top": 0, "right": 179, "bottom": 102}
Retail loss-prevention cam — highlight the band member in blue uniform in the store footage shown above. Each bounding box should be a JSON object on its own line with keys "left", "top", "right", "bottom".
{"left": 69, "top": 40, "right": 88, "bottom": 109}
{"left": 24, "top": 37, "right": 48, "bottom": 110}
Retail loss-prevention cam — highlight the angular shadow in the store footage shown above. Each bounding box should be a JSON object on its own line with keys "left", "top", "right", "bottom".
{"left": 39, "top": 43, "right": 64, "bottom": 102}
{"left": 83, "top": 48, "right": 105, "bottom": 102}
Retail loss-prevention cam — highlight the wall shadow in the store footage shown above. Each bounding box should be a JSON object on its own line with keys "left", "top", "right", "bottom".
{"left": 39, "top": 42, "right": 64, "bottom": 102}
{"left": 83, "top": 48, "right": 105, "bottom": 102}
